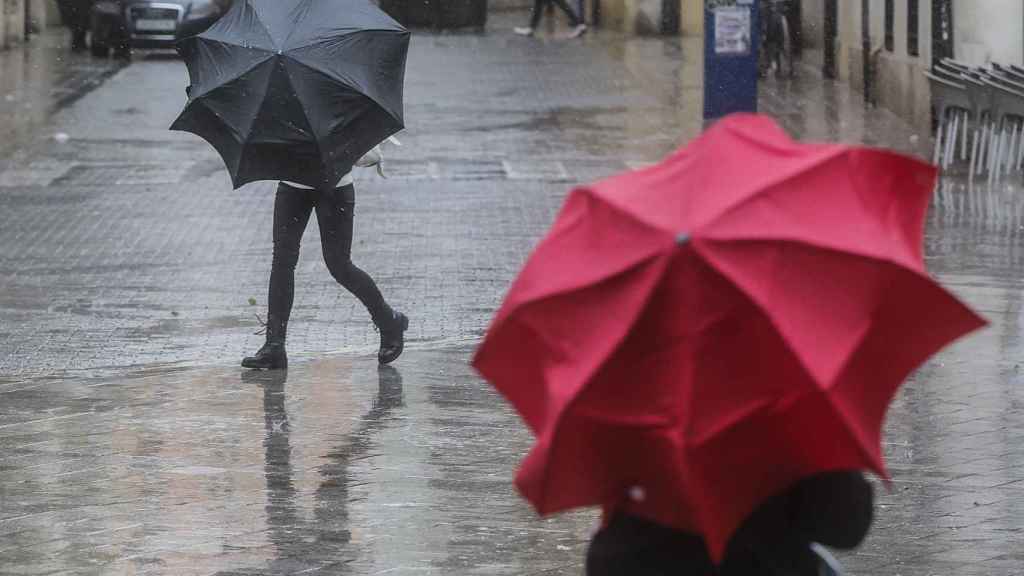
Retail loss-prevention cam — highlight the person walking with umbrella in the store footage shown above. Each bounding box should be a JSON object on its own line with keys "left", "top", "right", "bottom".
{"left": 474, "top": 115, "right": 986, "bottom": 574}
{"left": 514, "top": 0, "right": 587, "bottom": 38}
{"left": 172, "top": 0, "right": 411, "bottom": 369}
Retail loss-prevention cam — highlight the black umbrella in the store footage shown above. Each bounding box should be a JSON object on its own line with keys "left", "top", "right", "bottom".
{"left": 171, "top": 0, "right": 409, "bottom": 189}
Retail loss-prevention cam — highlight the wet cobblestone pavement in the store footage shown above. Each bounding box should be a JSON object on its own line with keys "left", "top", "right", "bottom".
{"left": 1, "top": 11, "right": 1023, "bottom": 576}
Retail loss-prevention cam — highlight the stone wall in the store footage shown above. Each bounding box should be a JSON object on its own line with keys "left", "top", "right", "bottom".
{"left": 953, "top": 0, "right": 1023, "bottom": 66}
{"left": 2, "top": 0, "right": 28, "bottom": 48}
{"left": 27, "top": 0, "right": 61, "bottom": 32}
{"left": 830, "top": 0, "right": 932, "bottom": 133}
{"left": 1, "top": 0, "right": 60, "bottom": 49}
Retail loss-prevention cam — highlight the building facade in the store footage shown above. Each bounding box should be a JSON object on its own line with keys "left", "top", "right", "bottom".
{"left": 801, "top": 0, "right": 1024, "bottom": 130}
{"left": 1, "top": 0, "right": 59, "bottom": 49}
{"left": 587, "top": 1, "right": 1024, "bottom": 132}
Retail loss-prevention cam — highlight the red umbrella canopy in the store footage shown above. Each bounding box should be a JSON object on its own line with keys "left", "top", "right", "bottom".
{"left": 472, "top": 114, "right": 986, "bottom": 561}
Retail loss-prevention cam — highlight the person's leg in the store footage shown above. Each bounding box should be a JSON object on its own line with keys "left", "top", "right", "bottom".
{"left": 529, "top": 0, "right": 548, "bottom": 29}
{"left": 243, "top": 183, "right": 314, "bottom": 369}
{"left": 268, "top": 184, "right": 315, "bottom": 340}
{"left": 56, "top": 1, "right": 75, "bottom": 47}
{"left": 548, "top": 0, "right": 582, "bottom": 27}
{"left": 314, "top": 184, "right": 408, "bottom": 364}
{"left": 69, "top": 1, "right": 89, "bottom": 51}
{"left": 313, "top": 184, "right": 389, "bottom": 323}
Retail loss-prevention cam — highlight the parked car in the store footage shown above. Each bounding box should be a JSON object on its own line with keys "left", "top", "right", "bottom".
{"left": 89, "top": 0, "right": 230, "bottom": 58}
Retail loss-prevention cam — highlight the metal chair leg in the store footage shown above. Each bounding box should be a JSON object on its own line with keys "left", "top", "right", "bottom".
{"left": 1004, "top": 122, "right": 1016, "bottom": 176}
{"left": 933, "top": 113, "right": 945, "bottom": 166}
{"left": 997, "top": 127, "right": 1008, "bottom": 184}
{"left": 970, "top": 126, "right": 981, "bottom": 179}
{"left": 958, "top": 110, "right": 966, "bottom": 159}
{"left": 1010, "top": 121, "right": 1021, "bottom": 175}
{"left": 988, "top": 125, "right": 1001, "bottom": 185}
{"left": 945, "top": 113, "right": 959, "bottom": 169}
{"left": 1016, "top": 118, "right": 1024, "bottom": 172}
{"left": 978, "top": 122, "right": 991, "bottom": 176}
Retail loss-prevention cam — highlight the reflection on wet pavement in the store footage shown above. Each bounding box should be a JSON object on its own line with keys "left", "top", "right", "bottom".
{"left": 3, "top": 260, "right": 1024, "bottom": 576}
{"left": 0, "top": 352, "right": 594, "bottom": 575}
{"left": 0, "top": 30, "right": 125, "bottom": 160}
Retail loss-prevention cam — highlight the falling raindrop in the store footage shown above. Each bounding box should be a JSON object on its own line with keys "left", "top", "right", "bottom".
{"left": 54, "top": 133, "right": 70, "bottom": 143}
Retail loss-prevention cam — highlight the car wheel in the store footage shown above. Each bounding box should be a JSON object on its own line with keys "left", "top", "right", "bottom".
{"left": 91, "top": 41, "right": 110, "bottom": 58}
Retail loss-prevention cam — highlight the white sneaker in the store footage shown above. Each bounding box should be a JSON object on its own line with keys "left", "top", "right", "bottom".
{"left": 568, "top": 24, "right": 587, "bottom": 38}
{"left": 514, "top": 26, "right": 535, "bottom": 36}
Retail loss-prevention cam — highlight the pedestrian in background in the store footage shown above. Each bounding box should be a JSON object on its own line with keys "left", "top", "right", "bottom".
{"left": 56, "top": 0, "right": 93, "bottom": 52}
{"left": 760, "top": 0, "right": 791, "bottom": 78}
{"left": 587, "top": 470, "right": 874, "bottom": 575}
{"left": 514, "top": 0, "right": 587, "bottom": 38}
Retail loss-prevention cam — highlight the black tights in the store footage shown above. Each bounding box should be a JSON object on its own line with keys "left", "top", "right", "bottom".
{"left": 530, "top": 0, "right": 581, "bottom": 28}
{"left": 266, "top": 183, "right": 388, "bottom": 341}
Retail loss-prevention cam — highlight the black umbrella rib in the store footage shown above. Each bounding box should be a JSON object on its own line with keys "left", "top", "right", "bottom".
{"left": 277, "top": 0, "right": 315, "bottom": 54}
{"left": 199, "top": 35, "right": 277, "bottom": 54}
{"left": 283, "top": 52, "right": 403, "bottom": 127}
{"left": 275, "top": 58, "right": 328, "bottom": 170}
{"left": 202, "top": 101, "right": 247, "bottom": 146}
{"left": 204, "top": 0, "right": 279, "bottom": 51}
{"left": 283, "top": 27, "right": 407, "bottom": 53}
{"left": 188, "top": 44, "right": 276, "bottom": 101}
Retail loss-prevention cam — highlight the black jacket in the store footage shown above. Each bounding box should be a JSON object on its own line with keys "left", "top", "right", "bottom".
{"left": 586, "top": 471, "right": 874, "bottom": 576}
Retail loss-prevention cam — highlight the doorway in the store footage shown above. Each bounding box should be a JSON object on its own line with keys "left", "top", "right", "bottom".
{"left": 823, "top": 0, "right": 838, "bottom": 78}
{"left": 932, "top": 0, "right": 954, "bottom": 64}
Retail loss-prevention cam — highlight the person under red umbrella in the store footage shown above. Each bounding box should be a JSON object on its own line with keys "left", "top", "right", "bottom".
{"left": 473, "top": 114, "right": 986, "bottom": 574}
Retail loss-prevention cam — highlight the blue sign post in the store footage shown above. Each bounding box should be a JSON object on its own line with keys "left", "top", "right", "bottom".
{"left": 703, "top": 0, "right": 761, "bottom": 121}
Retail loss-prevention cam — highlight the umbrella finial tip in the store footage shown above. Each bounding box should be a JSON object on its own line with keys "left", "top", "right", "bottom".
{"left": 676, "top": 233, "right": 690, "bottom": 245}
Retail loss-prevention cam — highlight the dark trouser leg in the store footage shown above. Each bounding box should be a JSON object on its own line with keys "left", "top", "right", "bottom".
{"left": 548, "top": 0, "right": 582, "bottom": 26}
{"left": 268, "top": 183, "right": 315, "bottom": 342}
{"left": 69, "top": 1, "right": 89, "bottom": 50}
{"left": 529, "top": 0, "right": 548, "bottom": 29}
{"left": 313, "top": 184, "right": 390, "bottom": 327}
{"left": 71, "top": 26, "right": 88, "bottom": 50}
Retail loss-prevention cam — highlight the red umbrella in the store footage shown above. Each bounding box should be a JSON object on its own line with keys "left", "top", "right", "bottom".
{"left": 472, "top": 114, "right": 986, "bottom": 561}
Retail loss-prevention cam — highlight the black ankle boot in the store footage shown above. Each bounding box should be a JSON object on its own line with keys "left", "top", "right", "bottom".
{"left": 378, "top": 309, "right": 409, "bottom": 365}
{"left": 242, "top": 341, "right": 288, "bottom": 370}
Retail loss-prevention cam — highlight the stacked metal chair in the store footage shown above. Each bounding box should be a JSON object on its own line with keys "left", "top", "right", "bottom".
{"left": 929, "top": 58, "right": 1024, "bottom": 183}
